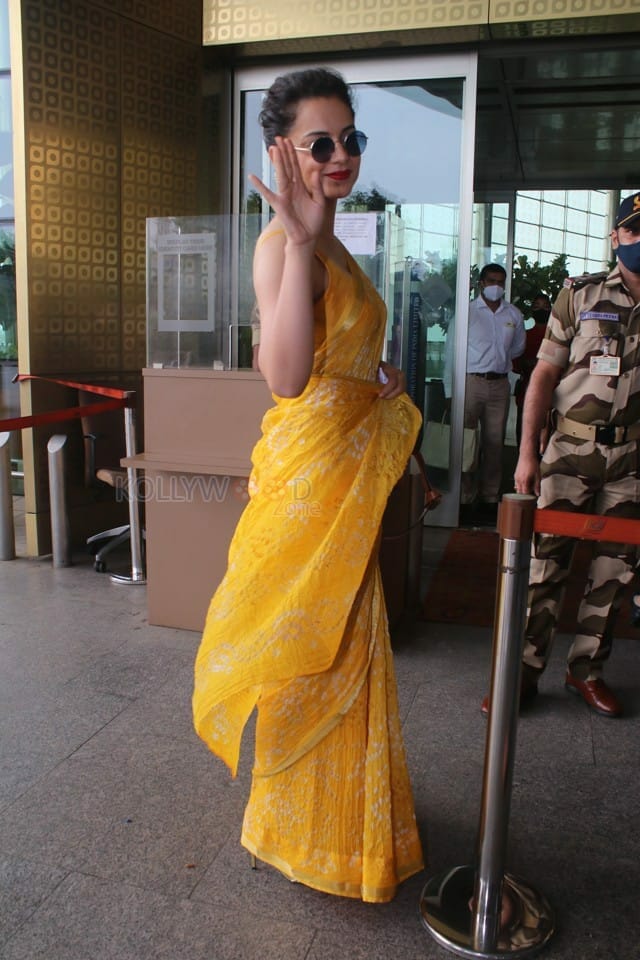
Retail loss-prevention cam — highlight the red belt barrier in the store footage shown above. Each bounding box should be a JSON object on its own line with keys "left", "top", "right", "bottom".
{"left": 0, "top": 374, "right": 132, "bottom": 433}
{"left": 534, "top": 508, "right": 640, "bottom": 546}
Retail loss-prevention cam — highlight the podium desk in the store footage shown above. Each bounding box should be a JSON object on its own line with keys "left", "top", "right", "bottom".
{"left": 126, "top": 367, "right": 272, "bottom": 632}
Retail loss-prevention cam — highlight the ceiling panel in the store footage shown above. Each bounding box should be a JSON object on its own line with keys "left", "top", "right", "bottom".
{"left": 474, "top": 40, "right": 640, "bottom": 191}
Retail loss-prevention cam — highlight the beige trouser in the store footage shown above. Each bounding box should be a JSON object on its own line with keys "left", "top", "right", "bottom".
{"left": 523, "top": 432, "right": 638, "bottom": 681}
{"left": 462, "top": 373, "right": 511, "bottom": 504}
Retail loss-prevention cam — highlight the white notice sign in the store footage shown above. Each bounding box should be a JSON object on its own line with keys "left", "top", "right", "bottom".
{"left": 334, "top": 213, "right": 377, "bottom": 255}
{"left": 157, "top": 232, "right": 216, "bottom": 333}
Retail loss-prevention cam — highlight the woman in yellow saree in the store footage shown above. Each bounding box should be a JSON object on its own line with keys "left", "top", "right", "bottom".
{"left": 193, "top": 67, "right": 424, "bottom": 903}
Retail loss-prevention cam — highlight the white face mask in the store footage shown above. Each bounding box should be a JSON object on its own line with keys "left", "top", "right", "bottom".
{"left": 483, "top": 284, "right": 505, "bottom": 302}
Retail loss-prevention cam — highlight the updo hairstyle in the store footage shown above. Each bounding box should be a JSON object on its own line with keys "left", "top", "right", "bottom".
{"left": 258, "top": 68, "right": 355, "bottom": 148}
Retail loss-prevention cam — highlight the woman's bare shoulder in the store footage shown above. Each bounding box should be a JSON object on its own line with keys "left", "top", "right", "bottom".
{"left": 256, "top": 222, "right": 286, "bottom": 250}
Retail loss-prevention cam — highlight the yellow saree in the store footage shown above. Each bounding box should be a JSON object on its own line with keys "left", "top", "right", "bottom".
{"left": 193, "top": 243, "right": 424, "bottom": 902}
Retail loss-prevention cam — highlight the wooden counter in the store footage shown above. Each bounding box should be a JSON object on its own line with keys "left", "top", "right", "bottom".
{"left": 130, "top": 367, "right": 421, "bottom": 634}
{"left": 129, "top": 368, "right": 272, "bottom": 632}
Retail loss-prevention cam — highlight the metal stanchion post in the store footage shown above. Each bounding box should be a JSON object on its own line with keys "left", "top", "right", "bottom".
{"left": 48, "top": 434, "right": 71, "bottom": 568}
{"left": 0, "top": 432, "right": 16, "bottom": 560}
{"left": 420, "top": 494, "right": 554, "bottom": 958}
{"left": 111, "top": 392, "right": 146, "bottom": 585}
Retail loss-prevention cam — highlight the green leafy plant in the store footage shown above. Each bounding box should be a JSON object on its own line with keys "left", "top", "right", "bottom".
{"left": 0, "top": 234, "right": 17, "bottom": 361}
{"left": 510, "top": 253, "right": 569, "bottom": 310}
{"left": 340, "top": 187, "right": 388, "bottom": 212}
{"left": 245, "top": 190, "right": 262, "bottom": 214}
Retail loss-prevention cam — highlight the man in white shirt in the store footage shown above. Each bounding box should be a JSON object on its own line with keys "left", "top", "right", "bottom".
{"left": 445, "top": 263, "right": 525, "bottom": 520}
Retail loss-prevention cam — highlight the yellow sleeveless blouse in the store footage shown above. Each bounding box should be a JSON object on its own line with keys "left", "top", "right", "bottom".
{"left": 193, "top": 241, "right": 424, "bottom": 902}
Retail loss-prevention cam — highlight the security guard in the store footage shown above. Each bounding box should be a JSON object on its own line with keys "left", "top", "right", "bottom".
{"left": 485, "top": 191, "right": 640, "bottom": 718}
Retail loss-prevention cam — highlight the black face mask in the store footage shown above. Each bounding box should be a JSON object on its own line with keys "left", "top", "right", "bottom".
{"left": 531, "top": 309, "right": 550, "bottom": 325}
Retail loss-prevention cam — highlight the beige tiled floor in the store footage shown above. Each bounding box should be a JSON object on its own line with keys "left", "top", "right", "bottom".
{"left": 1, "top": 501, "right": 639, "bottom": 959}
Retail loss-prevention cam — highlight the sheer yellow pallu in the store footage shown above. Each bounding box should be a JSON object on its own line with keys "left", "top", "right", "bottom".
{"left": 193, "top": 247, "right": 424, "bottom": 902}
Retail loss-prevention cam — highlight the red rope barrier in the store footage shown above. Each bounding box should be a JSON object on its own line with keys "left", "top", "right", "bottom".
{"left": 0, "top": 374, "right": 132, "bottom": 433}
{"left": 13, "top": 373, "right": 133, "bottom": 402}
{"left": 534, "top": 508, "right": 640, "bottom": 546}
{"left": 0, "top": 399, "right": 127, "bottom": 433}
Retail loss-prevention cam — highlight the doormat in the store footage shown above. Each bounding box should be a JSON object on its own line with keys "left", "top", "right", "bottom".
{"left": 422, "top": 528, "right": 638, "bottom": 638}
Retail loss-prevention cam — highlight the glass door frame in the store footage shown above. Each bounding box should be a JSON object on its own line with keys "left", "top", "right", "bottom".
{"left": 233, "top": 53, "right": 478, "bottom": 528}
{"left": 472, "top": 191, "right": 517, "bottom": 300}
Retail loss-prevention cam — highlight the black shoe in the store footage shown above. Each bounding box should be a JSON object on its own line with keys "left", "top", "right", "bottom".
{"left": 631, "top": 594, "right": 640, "bottom": 627}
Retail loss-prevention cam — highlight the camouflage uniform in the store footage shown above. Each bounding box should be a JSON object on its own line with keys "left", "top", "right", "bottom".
{"left": 524, "top": 266, "right": 640, "bottom": 681}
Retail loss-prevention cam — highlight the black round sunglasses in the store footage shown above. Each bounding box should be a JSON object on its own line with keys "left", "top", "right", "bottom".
{"left": 294, "top": 130, "right": 368, "bottom": 164}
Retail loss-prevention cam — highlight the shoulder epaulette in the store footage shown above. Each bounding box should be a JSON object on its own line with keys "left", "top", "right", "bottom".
{"left": 563, "top": 271, "right": 609, "bottom": 291}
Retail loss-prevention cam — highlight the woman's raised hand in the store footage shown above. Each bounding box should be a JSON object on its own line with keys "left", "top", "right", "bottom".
{"left": 248, "top": 137, "right": 326, "bottom": 247}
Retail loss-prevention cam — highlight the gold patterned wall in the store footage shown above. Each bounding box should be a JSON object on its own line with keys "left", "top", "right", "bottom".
{"left": 13, "top": 0, "right": 204, "bottom": 553}
{"left": 491, "top": 0, "right": 638, "bottom": 23}
{"left": 203, "top": 0, "right": 488, "bottom": 44}
{"left": 202, "top": 0, "right": 639, "bottom": 44}
{"left": 119, "top": 21, "right": 201, "bottom": 373}
{"left": 21, "top": 0, "right": 201, "bottom": 376}
{"left": 23, "top": 2, "right": 121, "bottom": 374}
{"left": 490, "top": 0, "right": 640, "bottom": 38}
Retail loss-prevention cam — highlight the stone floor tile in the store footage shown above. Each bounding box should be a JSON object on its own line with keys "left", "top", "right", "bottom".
{"left": 0, "top": 857, "right": 67, "bottom": 947}
{"left": 0, "top": 872, "right": 314, "bottom": 960}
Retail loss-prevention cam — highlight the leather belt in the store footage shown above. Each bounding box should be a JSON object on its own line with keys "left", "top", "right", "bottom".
{"left": 469, "top": 372, "right": 508, "bottom": 380}
{"left": 555, "top": 413, "right": 640, "bottom": 445}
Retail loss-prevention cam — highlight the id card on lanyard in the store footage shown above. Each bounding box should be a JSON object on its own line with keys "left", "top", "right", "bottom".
{"left": 590, "top": 354, "right": 621, "bottom": 376}
{"left": 582, "top": 310, "right": 621, "bottom": 376}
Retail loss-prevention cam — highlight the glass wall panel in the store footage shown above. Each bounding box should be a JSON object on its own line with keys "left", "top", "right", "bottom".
{"left": 589, "top": 213, "right": 607, "bottom": 236}
{"left": 541, "top": 202, "right": 564, "bottom": 229}
{"left": 0, "top": 1, "right": 9, "bottom": 71}
{"left": 0, "top": 11, "right": 14, "bottom": 362}
{"left": 146, "top": 215, "right": 264, "bottom": 370}
{"left": 512, "top": 189, "right": 620, "bottom": 275}
{"left": 517, "top": 196, "right": 540, "bottom": 223}
{"left": 588, "top": 235, "right": 609, "bottom": 263}
{"left": 0, "top": 75, "right": 12, "bottom": 219}
{"left": 0, "top": 223, "right": 15, "bottom": 358}
{"left": 401, "top": 206, "right": 423, "bottom": 229}
{"left": 515, "top": 222, "right": 539, "bottom": 249}
{"left": 472, "top": 201, "right": 510, "bottom": 270}
{"left": 540, "top": 227, "right": 564, "bottom": 254}
{"left": 568, "top": 190, "right": 589, "bottom": 210}
{"left": 492, "top": 218, "right": 508, "bottom": 245}
{"left": 566, "top": 209, "right": 587, "bottom": 234}
{"left": 589, "top": 191, "right": 609, "bottom": 215}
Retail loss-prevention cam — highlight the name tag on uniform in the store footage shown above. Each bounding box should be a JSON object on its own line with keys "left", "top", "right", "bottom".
{"left": 580, "top": 311, "right": 620, "bottom": 322}
{"left": 590, "top": 355, "right": 621, "bottom": 375}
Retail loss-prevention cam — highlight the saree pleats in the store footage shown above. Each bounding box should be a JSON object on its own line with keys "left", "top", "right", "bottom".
{"left": 192, "top": 245, "right": 424, "bottom": 901}
{"left": 241, "top": 561, "right": 423, "bottom": 902}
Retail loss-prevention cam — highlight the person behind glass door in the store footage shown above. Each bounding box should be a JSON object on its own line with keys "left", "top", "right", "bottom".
{"left": 444, "top": 263, "right": 525, "bottom": 522}
{"left": 192, "top": 67, "right": 424, "bottom": 902}
{"left": 512, "top": 293, "right": 552, "bottom": 447}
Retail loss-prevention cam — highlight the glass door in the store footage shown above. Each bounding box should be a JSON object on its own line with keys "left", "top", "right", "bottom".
{"left": 234, "top": 55, "right": 478, "bottom": 527}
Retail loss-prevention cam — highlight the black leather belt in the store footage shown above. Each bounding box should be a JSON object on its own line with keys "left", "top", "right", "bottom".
{"left": 470, "top": 372, "right": 508, "bottom": 380}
